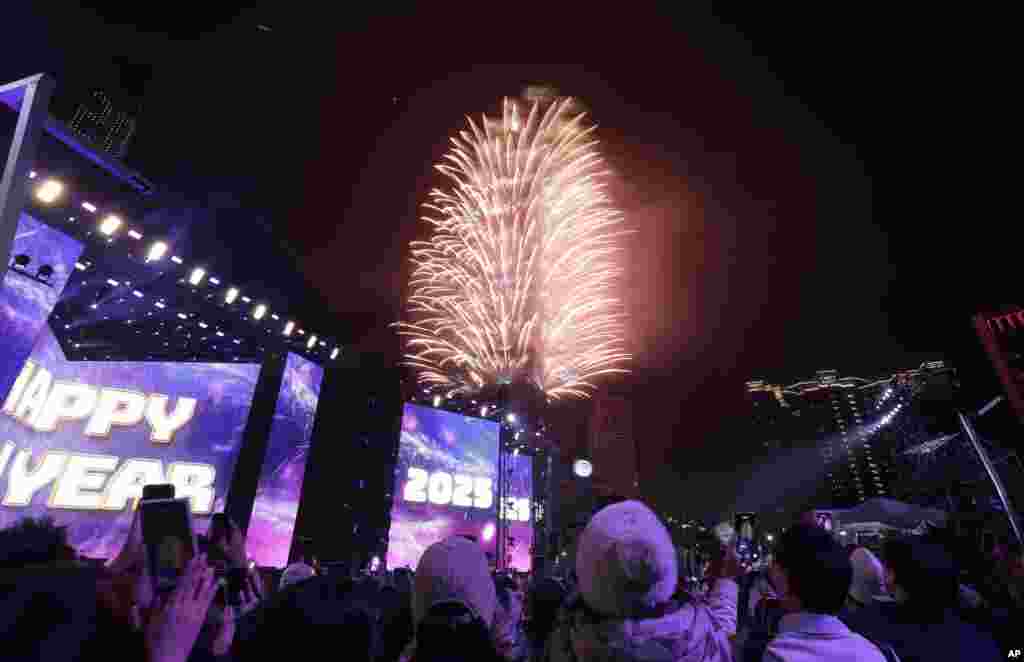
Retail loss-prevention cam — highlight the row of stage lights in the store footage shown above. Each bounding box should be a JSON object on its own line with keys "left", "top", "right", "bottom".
{"left": 28, "top": 172, "right": 340, "bottom": 361}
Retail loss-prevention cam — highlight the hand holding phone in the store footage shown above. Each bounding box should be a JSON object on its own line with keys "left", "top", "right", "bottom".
{"left": 141, "top": 498, "right": 196, "bottom": 594}
{"left": 144, "top": 554, "right": 217, "bottom": 662}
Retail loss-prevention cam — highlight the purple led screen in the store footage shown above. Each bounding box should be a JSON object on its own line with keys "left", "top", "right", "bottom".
{"left": 503, "top": 451, "right": 534, "bottom": 572}
{"left": 0, "top": 326, "right": 262, "bottom": 560}
{"left": 386, "top": 403, "right": 533, "bottom": 571}
{"left": 245, "top": 353, "right": 324, "bottom": 568}
{"left": 0, "top": 213, "right": 83, "bottom": 401}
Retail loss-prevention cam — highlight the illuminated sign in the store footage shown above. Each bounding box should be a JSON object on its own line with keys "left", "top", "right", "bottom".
{"left": 401, "top": 466, "right": 530, "bottom": 521}
{"left": 5, "top": 361, "right": 196, "bottom": 441}
{"left": 402, "top": 468, "right": 493, "bottom": 509}
{"left": 0, "top": 360, "right": 214, "bottom": 513}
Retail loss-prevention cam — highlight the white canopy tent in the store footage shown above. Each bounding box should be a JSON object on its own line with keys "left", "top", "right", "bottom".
{"left": 836, "top": 498, "right": 948, "bottom": 531}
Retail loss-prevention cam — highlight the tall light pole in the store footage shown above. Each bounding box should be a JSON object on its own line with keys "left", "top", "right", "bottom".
{"left": 958, "top": 399, "right": 1023, "bottom": 546}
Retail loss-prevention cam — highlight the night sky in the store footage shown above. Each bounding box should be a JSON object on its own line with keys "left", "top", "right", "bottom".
{"left": 2, "top": 5, "right": 1003, "bottom": 520}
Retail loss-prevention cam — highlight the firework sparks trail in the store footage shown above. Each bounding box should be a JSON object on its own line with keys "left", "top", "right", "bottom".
{"left": 396, "top": 97, "right": 631, "bottom": 400}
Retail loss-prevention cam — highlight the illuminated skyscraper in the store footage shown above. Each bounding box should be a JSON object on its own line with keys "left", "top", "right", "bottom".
{"left": 746, "top": 364, "right": 947, "bottom": 508}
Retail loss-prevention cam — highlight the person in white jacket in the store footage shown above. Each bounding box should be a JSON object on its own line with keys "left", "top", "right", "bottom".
{"left": 762, "top": 525, "right": 885, "bottom": 662}
{"left": 546, "top": 500, "right": 740, "bottom": 662}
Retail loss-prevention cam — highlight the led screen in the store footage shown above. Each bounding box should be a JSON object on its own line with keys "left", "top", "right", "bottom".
{"left": 0, "top": 213, "right": 83, "bottom": 400}
{"left": 0, "top": 326, "right": 262, "bottom": 559}
{"left": 503, "top": 450, "right": 534, "bottom": 572}
{"left": 245, "top": 353, "right": 324, "bottom": 568}
{"left": 386, "top": 403, "right": 533, "bottom": 571}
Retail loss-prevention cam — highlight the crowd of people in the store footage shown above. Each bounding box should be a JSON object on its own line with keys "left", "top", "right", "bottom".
{"left": 1, "top": 499, "right": 1021, "bottom": 661}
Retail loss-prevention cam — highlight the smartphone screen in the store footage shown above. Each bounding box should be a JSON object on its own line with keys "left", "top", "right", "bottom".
{"left": 141, "top": 498, "right": 195, "bottom": 593}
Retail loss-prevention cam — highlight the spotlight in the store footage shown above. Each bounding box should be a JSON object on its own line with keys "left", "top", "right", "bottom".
{"left": 306, "top": 334, "right": 317, "bottom": 349}
{"left": 225, "top": 288, "right": 239, "bottom": 304}
{"left": 82, "top": 202, "right": 97, "bottom": 213}
{"left": 573, "top": 459, "right": 593, "bottom": 478}
{"left": 34, "top": 179, "right": 64, "bottom": 204}
{"left": 433, "top": 395, "right": 443, "bottom": 407}
{"left": 189, "top": 268, "right": 206, "bottom": 286}
{"left": 480, "top": 405, "right": 488, "bottom": 417}
{"left": 170, "top": 256, "right": 184, "bottom": 265}
{"left": 208, "top": 277, "right": 221, "bottom": 286}
{"left": 283, "top": 321, "right": 295, "bottom": 336}
{"left": 506, "top": 413, "right": 517, "bottom": 423}
{"left": 216, "top": 331, "right": 225, "bottom": 338}
{"left": 154, "top": 301, "right": 166, "bottom": 309}
{"left": 132, "top": 290, "right": 144, "bottom": 298}
{"left": 198, "top": 322, "right": 209, "bottom": 329}
{"left": 128, "top": 230, "right": 144, "bottom": 240}
{"left": 74, "top": 262, "right": 87, "bottom": 271}
{"left": 330, "top": 347, "right": 340, "bottom": 360}
{"left": 146, "top": 241, "right": 168, "bottom": 262}
{"left": 252, "top": 304, "right": 267, "bottom": 320}
{"left": 28, "top": 171, "right": 37, "bottom": 179}
{"left": 99, "top": 215, "right": 122, "bottom": 236}
{"left": 105, "top": 279, "right": 120, "bottom": 287}
{"left": 240, "top": 296, "right": 252, "bottom": 304}
{"left": 177, "top": 313, "right": 188, "bottom": 320}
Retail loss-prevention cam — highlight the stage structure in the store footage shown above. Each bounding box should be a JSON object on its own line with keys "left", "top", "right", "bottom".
{"left": 395, "top": 92, "right": 631, "bottom": 570}
{"left": 0, "top": 74, "right": 338, "bottom": 567}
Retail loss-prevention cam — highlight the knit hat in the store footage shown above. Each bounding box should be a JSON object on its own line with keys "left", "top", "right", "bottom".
{"left": 413, "top": 536, "right": 497, "bottom": 627}
{"left": 576, "top": 500, "right": 678, "bottom": 617}
{"left": 280, "top": 562, "right": 316, "bottom": 589}
{"left": 848, "top": 547, "right": 885, "bottom": 604}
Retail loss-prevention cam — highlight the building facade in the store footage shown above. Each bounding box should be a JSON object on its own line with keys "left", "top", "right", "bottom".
{"left": 746, "top": 363, "right": 947, "bottom": 508}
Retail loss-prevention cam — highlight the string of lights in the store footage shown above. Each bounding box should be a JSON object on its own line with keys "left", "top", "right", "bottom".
{"left": 22, "top": 169, "right": 341, "bottom": 363}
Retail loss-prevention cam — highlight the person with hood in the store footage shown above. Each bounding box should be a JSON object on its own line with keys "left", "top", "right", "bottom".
{"left": 546, "top": 500, "right": 741, "bottom": 662}
{"left": 402, "top": 536, "right": 504, "bottom": 662}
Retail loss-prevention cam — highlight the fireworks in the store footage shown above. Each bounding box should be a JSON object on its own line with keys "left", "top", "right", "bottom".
{"left": 396, "top": 96, "right": 630, "bottom": 401}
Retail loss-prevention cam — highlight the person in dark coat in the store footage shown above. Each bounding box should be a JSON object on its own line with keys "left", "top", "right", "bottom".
{"left": 842, "top": 538, "right": 1003, "bottom": 662}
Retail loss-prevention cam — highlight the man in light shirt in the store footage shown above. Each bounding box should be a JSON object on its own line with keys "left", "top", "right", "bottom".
{"left": 762, "top": 525, "right": 886, "bottom": 662}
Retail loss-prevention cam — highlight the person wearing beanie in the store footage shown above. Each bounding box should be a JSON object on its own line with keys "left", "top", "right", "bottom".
{"left": 546, "top": 500, "right": 741, "bottom": 662}
{"left": 843, "top": 547, "right": 886, "bottom": 613}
